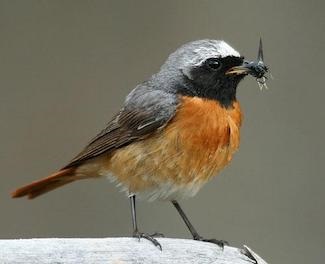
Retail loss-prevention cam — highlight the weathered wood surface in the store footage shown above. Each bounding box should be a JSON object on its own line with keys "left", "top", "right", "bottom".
{"left": 0, "top": 237, "right": 268, "bottom": 264}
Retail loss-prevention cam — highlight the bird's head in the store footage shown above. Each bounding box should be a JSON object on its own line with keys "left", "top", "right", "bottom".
{"left": 158, "top": 39, "right": 268, "bottom": 107}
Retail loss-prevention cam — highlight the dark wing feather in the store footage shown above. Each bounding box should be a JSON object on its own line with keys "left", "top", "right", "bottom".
{"left": 63, "top": 87, "right": 178, "bottom": 168}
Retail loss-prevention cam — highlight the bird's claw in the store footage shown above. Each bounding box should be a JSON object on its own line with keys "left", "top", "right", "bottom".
{"left": 133, "top": 231, "right": 162, "bottom": 250}
{"left": 194, "top": 235, "right": 229, "bottom": 248}
{"left": 150, "top": 232, "right": 165, "bottom": 238}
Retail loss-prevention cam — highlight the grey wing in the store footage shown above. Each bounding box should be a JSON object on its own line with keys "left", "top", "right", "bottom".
{"left": 63, "top": 87, "right": 179, "bottom": 168}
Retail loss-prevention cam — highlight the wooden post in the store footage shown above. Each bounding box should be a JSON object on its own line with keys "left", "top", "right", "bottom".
{"left": 0, "top": 237, "right": 268, "bottom": 263}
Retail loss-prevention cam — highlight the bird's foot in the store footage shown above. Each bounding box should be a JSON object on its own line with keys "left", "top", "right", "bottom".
{"left": 150, "top": 232, "right": 165, "bottom": 238}
{"left": 133, "top": 231, "right": 162, "bottom": 250}
{"left": 194, "top": 235, "right": 229, "bottom": 248}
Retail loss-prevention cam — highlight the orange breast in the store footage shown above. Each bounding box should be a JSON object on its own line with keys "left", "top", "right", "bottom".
{"left": 80, "top": 96, "right": 242, "bottom": 200}
{"left": 168, "top": 96, "right": 242, "bottom": 151}
{"left": 161, "top": 96, "right": 242, "bottom": 183}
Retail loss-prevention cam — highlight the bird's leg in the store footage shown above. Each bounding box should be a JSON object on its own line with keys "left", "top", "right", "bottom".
{"left": 129, "top": 194, "right": 138, "bottom": 233}
{"left": 171, "top": 200, "right": 228, "bottom": 248}
{"left": 129, "top": 194, "right": 162, "bottom": 250}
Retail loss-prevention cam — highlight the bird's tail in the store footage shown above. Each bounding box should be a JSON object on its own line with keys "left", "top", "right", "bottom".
{"left": 11, "top": 167, "right": 81, "bottom": 199}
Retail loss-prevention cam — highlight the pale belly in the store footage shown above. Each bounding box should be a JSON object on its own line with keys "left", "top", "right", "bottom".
{"left": 100, "top": 136, "right": 236, "bottom": 201}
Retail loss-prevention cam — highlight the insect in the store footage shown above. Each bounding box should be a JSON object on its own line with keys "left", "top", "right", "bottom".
{"left": 253, "top": 38, "right": 269, "bottom": 90}
{"left": 225, "top": 38, "right": 270, "bottom": 90}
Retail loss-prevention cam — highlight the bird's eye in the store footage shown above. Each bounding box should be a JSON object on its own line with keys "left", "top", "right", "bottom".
{"left": 205, "top": 58, "right": 222, "bottom": 70}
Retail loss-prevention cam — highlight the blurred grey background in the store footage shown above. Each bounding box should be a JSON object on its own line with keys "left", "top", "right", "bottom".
{"left": 1, "top": 1, "right": 324, "bottom": 263}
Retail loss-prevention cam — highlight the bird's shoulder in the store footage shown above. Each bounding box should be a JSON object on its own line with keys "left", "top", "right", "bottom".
{"left": 63, "top": 84, "right": 179, "bottom": 168}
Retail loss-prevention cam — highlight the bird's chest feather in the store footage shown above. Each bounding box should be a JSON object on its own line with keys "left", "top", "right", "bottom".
{"left": 169, "top": 96, "right": 242, "bottom": 152}
{"left": 102, "top": 96, "right": 242, "bottom": 200}
{"left": 159, "top": 96, "right": 242, "bottom": 182}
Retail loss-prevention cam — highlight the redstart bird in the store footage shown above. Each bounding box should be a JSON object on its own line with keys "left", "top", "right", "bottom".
{"left": 12, "top": 39, "right": 268, "bottom": 249}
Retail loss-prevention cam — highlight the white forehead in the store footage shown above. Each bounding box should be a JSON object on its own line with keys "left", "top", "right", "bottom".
{"left": 194, "top": 40, "right": 240, "bottom": 59}
{"left": 188, "top": 40, "right": 240, "bottom": 68}
{"left": 164, "top": 40, "right": 241, "bottom": 70}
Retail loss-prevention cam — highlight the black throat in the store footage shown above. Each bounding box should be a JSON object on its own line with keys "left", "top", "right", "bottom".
{"left": 177, "top": 74, "right": 244, "bottom": 108}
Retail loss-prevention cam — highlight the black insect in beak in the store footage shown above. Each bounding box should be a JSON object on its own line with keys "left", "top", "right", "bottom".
{"left": 226, "top": 38, "right": 268, "bottom": 80}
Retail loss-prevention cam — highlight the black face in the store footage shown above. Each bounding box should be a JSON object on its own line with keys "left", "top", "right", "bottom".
{"left": 180, "top": 56, "right": 245, "bottom": 108}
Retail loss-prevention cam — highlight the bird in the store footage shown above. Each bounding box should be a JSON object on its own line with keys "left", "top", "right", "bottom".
{"left": 12, "top": 39, "right": 268, "bottom": 250}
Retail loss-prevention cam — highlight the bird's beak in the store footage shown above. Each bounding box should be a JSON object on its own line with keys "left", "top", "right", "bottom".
{"left": 226, "top": 38, "right": 268, "bottom": 79}
{"left": 225, "top": 62, "right": 252, "bottom": 76}
{"left": 225, "top": 60, "right": 268, "bottom": 79}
